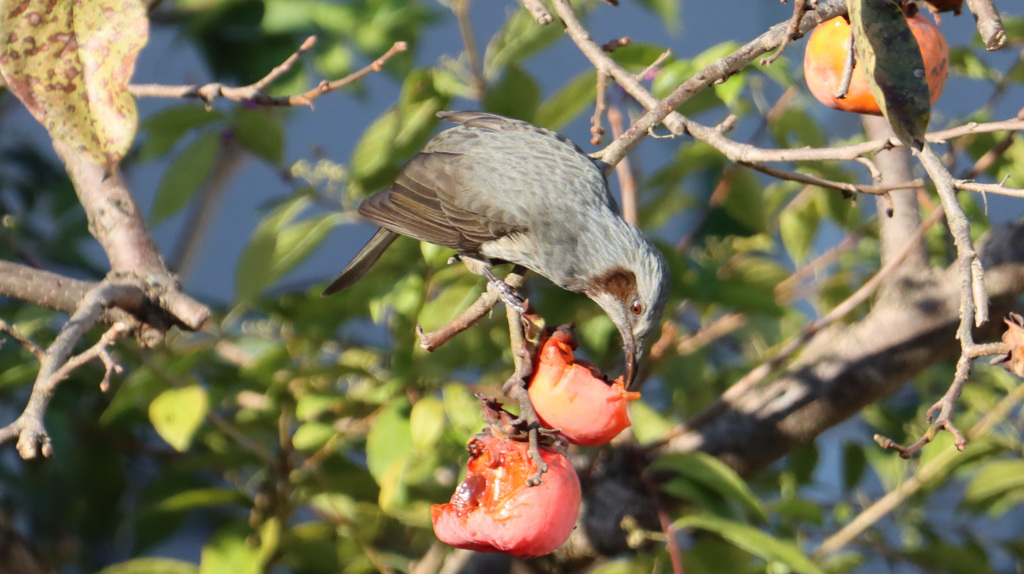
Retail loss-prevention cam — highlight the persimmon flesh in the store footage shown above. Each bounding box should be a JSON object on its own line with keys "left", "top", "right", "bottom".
{"left": 431, "top": 432, "right": 581, "bottom": 557}
{"left": 527, "top": 328, "right": 640, "bottom": 446}
{"left": 803, "top": 14, "right": 948, "bottom": 116}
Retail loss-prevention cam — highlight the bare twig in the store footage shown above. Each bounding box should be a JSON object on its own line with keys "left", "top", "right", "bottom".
{"left": 452, "top": 0, "right": 486, "bottom": 101}
{"left": 0, "top": 319, "right": 44, "bottom": 360}
{"left": 642, "top": 476, "right": 685, "bottom": 574}
{"left": 608, "top": 106, "right": 637, "bottom": 225}
{"left": 743, "top": 162, "right": 925, "bottom": 196}
{"left": 519, "top": 0, "right": 553, "bottom": 25}
{"left": 760, "top": 0, "right": 811, "bottom": 66}
{"left": 0, "top": 282, "right": 140, "bottom": 458}
{"left": 591, "top": 70, "right": 609, "bottom": 145}
{"left": 836, "top": 31, "right": 855, "bottom": 99}
{"left": 964, "top": 0, "right": 1006, "bottom": 50}
{"left": 172, "top": 140, "right": 246, "bottom": 282}
{"left": 417, "top": 269, "right": 527, "bottom": 351}
{"left": 817, "top": 377, "right": 1024, "bottom": 557}
{"left": 130, "top": 39, "right": 407, "bottom": 109}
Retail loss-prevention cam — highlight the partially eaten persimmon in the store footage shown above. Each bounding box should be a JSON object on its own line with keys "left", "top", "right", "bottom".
{"left": 431, "top": 432, "right": 581, "bottom": 558}
{"left": 527, "top": 327, "right": 640, "bottom": 447}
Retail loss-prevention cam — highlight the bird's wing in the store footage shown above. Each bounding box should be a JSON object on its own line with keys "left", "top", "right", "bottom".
{"left": 357, "top": 151, "right": 521, "bottom": 254}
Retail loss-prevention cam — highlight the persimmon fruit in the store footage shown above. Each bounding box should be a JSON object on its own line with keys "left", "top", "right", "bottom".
{"left": 803, "top": 14, "right": 949, "bottom": 115}
{"left": 431, "top": 432, "right": 581, "bottom": 557}
{"left": 527, "top": 327, "right": 640, "bottom": 447}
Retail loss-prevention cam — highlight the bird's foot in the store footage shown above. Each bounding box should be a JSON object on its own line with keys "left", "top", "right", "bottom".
{"left": 482, "top": 267, "right": 528, "bottom": 313}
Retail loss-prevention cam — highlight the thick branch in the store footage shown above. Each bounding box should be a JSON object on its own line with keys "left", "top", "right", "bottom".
{"left": 662, "top": 222, "right": 1024, "bottom": 475}
{"left": 862, "top": 115, "right": 927, "bottom": 275}
{"left": 51, "top": 139, "right": 209, "bottom": 332}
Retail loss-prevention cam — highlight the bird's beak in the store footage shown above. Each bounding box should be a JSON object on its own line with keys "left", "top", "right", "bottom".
{"left": 624, "top": 337, "right": 643, "bottom": 390}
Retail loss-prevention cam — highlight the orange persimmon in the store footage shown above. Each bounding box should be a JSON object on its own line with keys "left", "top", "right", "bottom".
{"left": 803, "top": 14, "right": 949, "bottom": 115}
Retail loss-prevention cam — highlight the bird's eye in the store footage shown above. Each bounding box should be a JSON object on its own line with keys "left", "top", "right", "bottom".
{"left": 630, "top": 301, "right": 643, "bottom": 315}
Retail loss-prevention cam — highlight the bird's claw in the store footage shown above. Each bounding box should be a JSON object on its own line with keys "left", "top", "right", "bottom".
{"left": 481, "top": 267, "right": 528, "bottom": 313}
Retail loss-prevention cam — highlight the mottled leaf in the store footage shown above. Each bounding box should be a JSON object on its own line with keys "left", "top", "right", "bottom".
{"left": 848, "top": 0, "right": 931, "bottom": 148}
{"left": 0, "top": 0, "right": 149, "bottom": 169}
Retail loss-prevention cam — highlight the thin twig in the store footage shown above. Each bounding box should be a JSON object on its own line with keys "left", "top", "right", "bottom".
{"left": 642, "top": 476, "right": 686, "bottom": 574}
{"left": 760, "top": 0, "right": 810, "bottom": 66}
{"left": 608, "top": 106, "right": 637, "bottom": 225}
{"left": 0, "top": 319, "right": 44, "bottom": 360}
{"left": 816, "top": 377, "right": 1024, "bottom": 557}
{"left": 130, "top": 40, "right": 407, "bottom": 109}
{"left": 743, "top": 162, "right": 925, "bottom": 196}
{"left": 519, "top": 0, "right": 553, "bottom": 25}
{"left": 836, "top": 31, "right": 855, "bottom": 99}
{"left": 0, "top": 282, "right": 142, "bottom": 458}
{"left": 591, "top": 70, "right": 609, "bottom": 145}
{"left": 964, "top": 0, "right": 1006, "bottom": 50}
{"left": 452, "top": 0, "right": 486, "bottom": 101}
{"left": 417, "top": 269, "right": 527, "bottom": 351}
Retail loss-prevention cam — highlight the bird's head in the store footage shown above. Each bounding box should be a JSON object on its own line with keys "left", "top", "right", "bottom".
{"left": 586, "top": 240, "right": 670, "bottom": 389}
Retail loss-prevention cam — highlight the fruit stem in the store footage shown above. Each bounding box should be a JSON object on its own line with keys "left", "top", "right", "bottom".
{"left": 835, "top": 32, "right": 856, "bottom": 100}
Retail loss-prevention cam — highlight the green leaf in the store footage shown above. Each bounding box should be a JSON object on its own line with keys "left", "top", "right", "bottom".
{"left": 148, "top": 385, "right": 208, "bottom": 452}
{"left": 723, "top": 168, "right": 767, "bottom": 233}
{"left": 483, "top": 65, "right": 541, "bottom": 121}
{"left": 409, "top": 396, "right": 446, "bottom": 451}
{"left": 964, "top": 460, "right": 1024, "bottom": 506}
{"left": 535, "top": 70, "right": 597, "bottom": 131}
{"left": 366, "top": 398, "right": 413, "bottom": 482}
{"left": 235, "top": 196, "right": 348, "bottom": 301}
{"left": 199, "top": 523, "right": 262, "bottom": 574}
{"left": 483, "top": 6, "right": 563, "bottom": 79}
{"left": 296, "top": 393, "right": 345, "bottom": 421}
{"left": 140, "top": 105, "right": 225, "bottom": 161}
{"left": 649, "top": 452, "right": 766, "bottom": 521}
{"left": 673, "top": 514, "right": 825, "bottom": 574}
{"left": 97, "top": 558, "right": 199, "bottom": 574}
{"left": 443, "top": 384, "right": 484, "bottom": 436}
{"left": 0, "top": 0, "right": 148, "bottom": 169}
{"left": 780, "top": 200, "right": 820, "bottom": 263}
{"left": 233, "top": 108, "right": 284, "bottom": 163}
{"left": 151, "top": 131, "right": 221, "bottom": 225}
{"left": 292, "top": 421, "right": 336, "bottom": 451}
{"left": 628, "top": 399, "right": 673, "bottom": 444}
{"left": 153, "top": 488, "right": 248, "bottom": 513}
{"left": 843, "top": 442, "right": 867, "bottom": 491}
{"left": 848, "top": 0, "right": 931, "bottom": 148}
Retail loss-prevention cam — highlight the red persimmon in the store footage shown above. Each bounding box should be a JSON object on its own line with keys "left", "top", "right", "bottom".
{"left": 431, "top": 432, "right": 581, "bottom": 557}
{"left": 527, "top": 328, "right": 640, "bottom": 447}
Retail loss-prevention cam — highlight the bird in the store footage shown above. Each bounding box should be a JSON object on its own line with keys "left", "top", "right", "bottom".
{"left": 322, "top": 111, "right": 670, "bottom": 387}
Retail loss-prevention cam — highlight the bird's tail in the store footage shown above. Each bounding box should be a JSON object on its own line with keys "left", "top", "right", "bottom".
{"left": 321, "top": 228, "right": 399, "bottom": 296}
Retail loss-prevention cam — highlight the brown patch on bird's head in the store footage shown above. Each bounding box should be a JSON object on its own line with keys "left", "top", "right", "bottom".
{"left": 586, "top": 267, "right": 636, "bottom": 302}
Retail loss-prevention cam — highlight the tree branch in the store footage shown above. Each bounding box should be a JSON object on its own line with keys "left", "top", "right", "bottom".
{"left": 129, "top": 39, "right": 407, "bottom": 108}
{"left": 0, "top": 281, "right": 138, "bottom": 458}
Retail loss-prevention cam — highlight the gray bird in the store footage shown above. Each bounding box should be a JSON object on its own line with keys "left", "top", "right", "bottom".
{"left": 323, "top": 111, "right": 669, "bottom": 387}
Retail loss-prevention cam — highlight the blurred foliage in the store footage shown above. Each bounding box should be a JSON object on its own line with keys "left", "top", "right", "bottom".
{"left": 0, "top": 0, "right": 1023, "bottom": 573}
